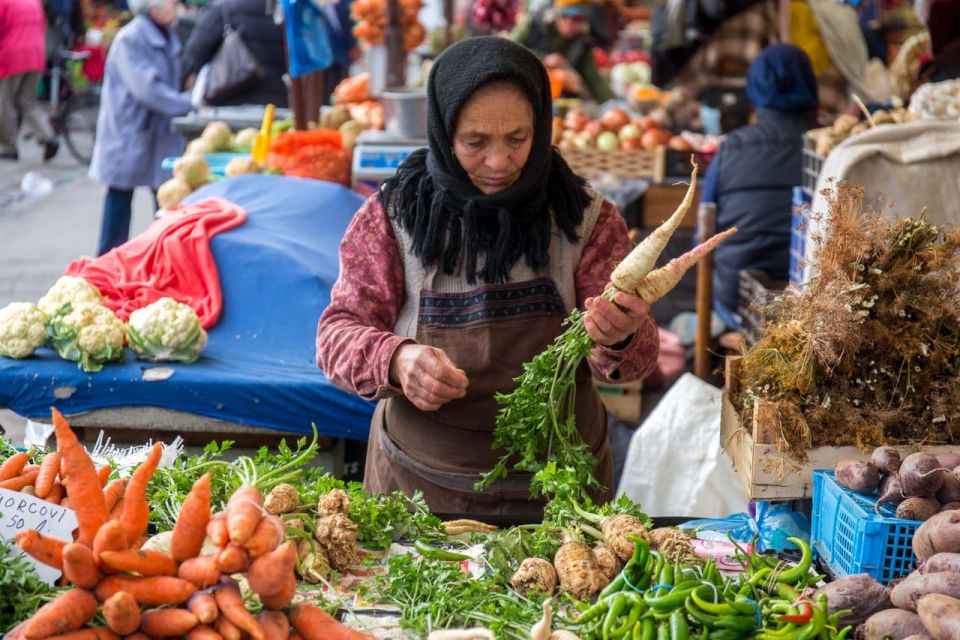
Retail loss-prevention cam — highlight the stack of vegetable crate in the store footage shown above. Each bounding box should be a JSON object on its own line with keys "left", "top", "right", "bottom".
{"left": 560, "top": 145, "right": 666, "bottom": 182}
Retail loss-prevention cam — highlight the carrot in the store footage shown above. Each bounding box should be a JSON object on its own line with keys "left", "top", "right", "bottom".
{"left": 46, "top": 481, "right": 65, "bottom": 504}
{"left": 214, "top": 583, "right": 264, "bottom": 640}
{"left": 0, "top": 469, "right": 39, "bottom": 490}
{"left": 44, "top": 628, "right": 120, "bottom": 640}
{"left": 118, "top": 443, "right": 162, "bottom": 547}
{"left": 103, "top": 591, "right": 142, "bottom": 636}
{"left": 35, "top": 452, "right": 61, "bottom": 499}
{"left": 178, "top": 556, "right": 221, "bottom": 589}
{"left": 61, "top": 497, "right": 71, "bottom": 509}
{"left": 0, "top": 451, "right": 29, "bottom": 482}
{"left": 288, "top": 603, "right": 375, "bottom": 640}
{"left": 124, "top": 634, "right": 150, "bottom": 640}
{"left": 63, "top": 542, "right": 101, "bottom": 588}
{"left": 187, "top": 626, "right": 223, "bottom": 640}
{"left": 95, "top": 575, "right": 196, "bottom": 606}
{"left": 108, "top": 498, "right": 123, "bottom": 521}
{"left": 99, "top": 549, "right": 178, "bottom": 577}
{"left": 216, "top": 543, "right": 250, "bottom": 574}
{"left": 93, "top": 519, "right": 128, "bottom": 564}
{"left": 258, "top": 611, "right": 289, "bottom": 640}
{"left": 289, "top": 635, "right": 303, "bottom": 640}
{"left": 259, "top": 574, "right": 296, "bottom": 611}
{"left": 206, "top": 512, "right": 228, "bottom": 547}
{"left": 51, "top": 408, "right": 106, "bottom": 546}
{"left": 23, "top": 589, "right": 98, "bottom": 640}
{"left": 16, "top": 529, "right": 66, "bottom": 570}
{"left": 248, "top": 541, "right": 296, "bottom": 600}
{"left": 226, "top": 486, "right": 264, "bottom": 545}
{"left": 97, "top": 464, "right": 112, "bottom": 487}
{"left": 243, "top": 515, "right": 284, "bottom": 558}
{"left": 215, "top": 616, "right": 241, "bottom": 640}
{"left": 188, "top": 592, "right": 219, "bottom": 625}
{"left": 140, "top": 608, "right": 199, "bottom": 638}
{"left": 102, "top": 479, "right": 126, "bottom": 514}
{"left": 171, "top": 474, "right": 212, "bottom": 563}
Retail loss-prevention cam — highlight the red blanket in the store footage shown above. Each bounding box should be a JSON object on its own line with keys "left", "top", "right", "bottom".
{"left": 66, "top": 198, "right": 247, "bottom": 329}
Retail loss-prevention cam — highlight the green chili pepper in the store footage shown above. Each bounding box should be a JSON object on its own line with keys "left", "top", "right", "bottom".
{"left": 602, "top": 574, "right": 628, "bottom": 599}
{"left": 683, "top": 600, "right": 757, "bottom": 633}
{"left": 413, "top": 540, "right": 470, "bottom": 561}
{"left": 574, "top": 598, "right": 611, "bottom": 625}
{"left": 632, "top": 621, "right": 643, "bottom": 640}
{"left": 775, "top": 538, "right": 813, "bottom": 585}
{"left": 690, "top": 587, "right": 736, "bottom": 616}
{"left": 835, "top": 626, "right": 852, "bottom": 640}
{"left": 657, "top": 620, "right": 671, "bottom": 640}
{"left": 669, "top": 610, "right": 689, "bottom": 640}
{"left": 827, "top": 609, "right": 852, "bottom": 628}
{"left": 603, "top": 594, "right": 630, "bottom": 640}
{"left": 611, "top": 603, "right": 645, "bottom": 638}
{"left": 644, "top": 586, "right": 697, "bottom": 612}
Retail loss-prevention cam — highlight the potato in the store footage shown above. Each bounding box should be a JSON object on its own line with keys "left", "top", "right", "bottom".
{"left": 859, "top": 608, "right": 930, "bottom": 639}
{"left": 898, "top": 497, "right": 942, "bottom": 522}
{"left": 914, "top": 511, "right": 960, "bottom": 560}
{"left": 941, "top": 502, "right": 960, "bottom": 512}
{"left": 937, "top": 474, "right": 960, "bottom": 505}
{"left": 835, "top": 459, "right": 880, "bottom": 494}
{"left": 935, "top": 453, "right": 960, "bottom": 470}
{"left": 921, "top": 552, "right": 960, "bottom": 574}
{"left": 891, "top": 572, "right": 960, "bottom": 611}
{"left": 901, "top": 453, "right": 947, "bottom": 498}
{"left": 813, "top": 573, "right": 891, "bottom": 625}
{"left": 872, "top": 446, "right": 903, "bottom": 475}
{"left": 918, "top": 593, "right": 960, "bottom": 639}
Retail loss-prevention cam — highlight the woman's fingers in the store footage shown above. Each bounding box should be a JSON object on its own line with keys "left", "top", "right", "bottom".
{"left": 613, "top": 291, "right": 651, "bottom": 318}
{"left": 585, "top": 293, "right": 651, "bottom": 346}
{"left": 395, "top": 345, "right": 469, "bottom": 411}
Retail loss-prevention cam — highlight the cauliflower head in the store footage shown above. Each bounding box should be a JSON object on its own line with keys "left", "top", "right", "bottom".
{"left": 48, "top": 302, "right": 126, "bottom": 372}
{"left": 0, "top": 302, "right": 47, "bottom": 359}
{"left": 126, "top": 297, "right": 207, "bottom": 363}
{"left": 37, "top": 275, "right": 102, "bottom": 317}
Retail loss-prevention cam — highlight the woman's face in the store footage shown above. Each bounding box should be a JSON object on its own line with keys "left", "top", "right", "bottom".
{"left": 148, "top": 0, "right": 178, "bottom": 26}
{"left": 453, "top": 83, "right": 535, "bottom": 195}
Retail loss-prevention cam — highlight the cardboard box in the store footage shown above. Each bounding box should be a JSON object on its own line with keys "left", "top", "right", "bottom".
{"left": 594, "top": 378, "right": 643, "bottom": 422}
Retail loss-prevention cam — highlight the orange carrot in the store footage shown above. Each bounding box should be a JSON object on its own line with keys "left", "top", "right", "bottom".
{"left": 171, "top": 474, "right": 212, "bottom": 563}
{"left": 108, "top": 497, "right": 123, "bottom": 521}
{"left": 187, "top": 626, "right": 223, "bottom": 640}
{"left": 289, "top": 635, "right": 303, "bottom": 640}
{"left": 215, "top": 616, "right": 241, "bottom": 640}
{"left": 102, "top": 479, "right": 125, "bottom": 514}
{"left": 248, "top": 541, "right": 296, "bottom": 601}
{"left": 124, "top": 634, "right": 150, "bottom": 640}
{"left": 0, "top": 451, "right": 28, "bottom": 482}
{"left": 44, "top": 627, "right": 120, "bottom": 640}
{"left": 95, "top": 575, "right": 196, "bottom": 606}
{"left": 259, "top": 611, "right": 290, "bottom": 640}
{"left": 226, "top": 486, "right": 263, "bottom": 545}
{"left": 259, "top": 574, "right": 296, "bottom": 611}
{"left": 214, "top": 583, "right": 264, "bottom": 640}
{"left": 23, "top": 589, "right": 98, "bottom": 640}
{"left": 178, "top": 556, "right": 221, "bottom": 588}
{"left": 34, "top": 452, "right": 61, "bottom": 498}
{"left": 243, "top": 515, "right": 284, "bottom": 558}
{"left": 119, "top": 443, "right": 162, "bottom": 547}
{"left": 61, "top": 497, "right": 71, "bottom": 509}
{"left": 188, "top": 592, "right": 219, "bottom": 625}
{"left": 206, "top": 512, "right": 228, "bottom": 547}
{"left": 99, "top": 549, "right": 178, "bottom": 577}
{"left": 0, "top": 469, "right": 39, "bottom": 490}
{"left": 216, "top": 543, "right": 249, "bottom": 574}
{"left": 140, "top": 608, "right": 199, "bottom": 638}
{"left": 51, "top": 408, "right": 107, "bottom": 546}
{"left": 63, "top": 542, "right": 100, "bottom": 588}
{"left": 288, "top": 604, "right": 375, "bottom": 640}
{"left": 93, "top": 519, "right": 128, "bottom": 564}
{"left": 16, "top": 529, "right": 66, "bottom": 570}
{"left": 103, "top": 591, "right": 142, "bottom": 636}
{"left": 97, "top": 464, "right": 112, "bottom": 487}
{"left": 46, "top": 481, "right": 65, "bottom": 504}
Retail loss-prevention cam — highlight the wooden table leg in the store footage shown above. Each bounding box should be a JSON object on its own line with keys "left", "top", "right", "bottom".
{"left": 695, "top": 202, "right": 717, "bottom": 380}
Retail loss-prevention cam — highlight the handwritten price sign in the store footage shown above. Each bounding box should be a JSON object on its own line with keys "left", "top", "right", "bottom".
{"left": 0, "top": 488, "right": 78, "bottom": 585}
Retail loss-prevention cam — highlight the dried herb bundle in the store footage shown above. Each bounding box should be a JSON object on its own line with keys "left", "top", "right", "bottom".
{"left": 736, "top": 182, "right": 960, "bottom": 454}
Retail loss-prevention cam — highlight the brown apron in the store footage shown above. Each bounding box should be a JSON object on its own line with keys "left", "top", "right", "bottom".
{"left": 364, "top": 276, "right": 612, "bottom": 517}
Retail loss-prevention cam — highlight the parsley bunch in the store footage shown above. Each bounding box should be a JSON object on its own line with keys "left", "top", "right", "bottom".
{"left": 0, "top": 537, "right": 60, "bottom": 633}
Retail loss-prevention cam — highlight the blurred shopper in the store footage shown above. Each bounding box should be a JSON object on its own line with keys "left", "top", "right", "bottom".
{"left": 89, "top": 0, "right": 193, "bottom": 255}
{"left": 320, "top": 0, "right": 358, "bottom": 104}
{"left": 0, "top": 0, "right": 59, "bottom": 161}
{"left": 182, "top": 0, "right": 288, "bottom": 107}
{"left": 700, "top": 44, "right": 819, "bottom": 329}
{"left": 918, "top": 0, "right": 960, "bottom": 81}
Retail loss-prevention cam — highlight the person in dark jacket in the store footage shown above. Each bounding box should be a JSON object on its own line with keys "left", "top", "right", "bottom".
{"left": 320, "top": 0, "right": 357, "bottom": 104}
{"left": 181, "top": 0, "right": 288, "bottom": 107}
{"left": 700, "top": 44, "right": 819, "bottom": 329}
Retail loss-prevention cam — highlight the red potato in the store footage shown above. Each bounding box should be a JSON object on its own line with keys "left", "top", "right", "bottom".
{"left": 891, "top": 571, "right": 960, "bottom": 611}
{"left": 921, "top": 552, "right": 960, "bottom": 574}
{"left": 918, "top": 593, "right": 960, "bottom": 639}
{"left": 914, "top": 510, "right": 960, "bottom": 560}
{"left": 835, "top": 459, "right": 880, "bottom": 494}
{"left": 901, "top": 453, "right": 947, "bottom": 498}
{"left": 859, "top": 608, "right": 930, "bottom": 640}
{"left": 813, "top": 573, "right": 891, "bottom": 626}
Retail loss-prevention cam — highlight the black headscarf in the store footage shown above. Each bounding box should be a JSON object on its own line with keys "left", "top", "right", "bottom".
{"left": 380, "top": 36, "right": 592, "bottom": 285}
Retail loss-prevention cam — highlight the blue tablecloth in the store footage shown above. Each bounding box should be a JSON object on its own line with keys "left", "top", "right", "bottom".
{"left": 0, "top": 175, "right": 375, "bottom": 439}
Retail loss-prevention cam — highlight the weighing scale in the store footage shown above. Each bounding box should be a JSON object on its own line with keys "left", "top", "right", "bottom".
{"left": 351, "top": 129, "right": 427, "bottom": 191}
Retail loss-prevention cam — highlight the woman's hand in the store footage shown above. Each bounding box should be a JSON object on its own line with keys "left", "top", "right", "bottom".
{"left": 390, "top": 344, "right": 469, "bottom": 411}
{"left": 584, "top": 291, "right": 651, "bottom": 347}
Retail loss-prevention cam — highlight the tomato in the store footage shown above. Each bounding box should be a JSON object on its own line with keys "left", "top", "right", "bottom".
{"left": 600, "top": 108, "right": 631, "bottom": 132}
{"left": 640, "top": 129, "right": 662, "bottom": 150}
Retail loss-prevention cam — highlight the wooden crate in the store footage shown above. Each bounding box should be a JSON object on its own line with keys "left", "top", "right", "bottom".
{"left": 595, "top": 378, "right": 643, "bottom": 422}
{"left": 721, "top": 356, "right": 955, "bottom": 500}
{"left": 561, "top": 146, "right": 666, "bottom": 183}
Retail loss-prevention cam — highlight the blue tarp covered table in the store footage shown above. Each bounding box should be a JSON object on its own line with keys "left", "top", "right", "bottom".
{"left": 0, "top": 175, "right": 375, "bottom": 439}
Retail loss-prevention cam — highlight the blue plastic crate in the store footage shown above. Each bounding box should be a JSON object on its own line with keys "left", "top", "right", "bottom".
{"left": 789, "top": 186, "right": 811, "bottom": 290}
{"left": 161, "top": 153, "right": 249, "bottom": 178}
{"left": 811, "top": 470, "right": 921, "bottom": 583}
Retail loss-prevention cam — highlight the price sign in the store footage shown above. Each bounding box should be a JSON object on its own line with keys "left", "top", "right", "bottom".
{"left": 0, "top": 488, "right": 78, "bottom": 585}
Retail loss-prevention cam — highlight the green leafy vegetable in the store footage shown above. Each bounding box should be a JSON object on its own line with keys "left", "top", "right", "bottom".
{"left": 0, "top": 537, "right": 61, "bottom": 633}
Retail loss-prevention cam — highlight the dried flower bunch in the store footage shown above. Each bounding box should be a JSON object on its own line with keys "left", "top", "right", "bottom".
{"left": 735, "top": 182, "right": 960, "bottom": 455}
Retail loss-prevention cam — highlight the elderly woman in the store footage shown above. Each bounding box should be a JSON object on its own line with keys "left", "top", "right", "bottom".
{"left": 316, "top": 38, "right": 659, "bottom": 515}
{"left": 89, "top": 0, "right": 193, "bottom": 255}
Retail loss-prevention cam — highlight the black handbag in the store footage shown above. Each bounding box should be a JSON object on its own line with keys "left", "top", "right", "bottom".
{"left": 203, "top": 2, "right": 265, "bottom": 105}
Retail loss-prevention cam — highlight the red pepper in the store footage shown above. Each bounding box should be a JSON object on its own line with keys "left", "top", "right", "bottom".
{"left": 778, "top": 601, "right": 812, "bottom": 624}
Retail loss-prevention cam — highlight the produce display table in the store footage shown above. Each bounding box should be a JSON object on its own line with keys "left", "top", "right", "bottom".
{"left": 0, "top": 175, "right": 374, "bottom": 442}
{"left": 171, "top": 106, "right": 295, "bottom": 137}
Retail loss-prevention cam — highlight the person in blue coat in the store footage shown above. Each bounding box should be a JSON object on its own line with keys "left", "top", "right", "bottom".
{"left": 700, "top": 44, "right": 819, "bottom": 329}
{"left": 89, "top": 0, "right": 194, "bottom": 256}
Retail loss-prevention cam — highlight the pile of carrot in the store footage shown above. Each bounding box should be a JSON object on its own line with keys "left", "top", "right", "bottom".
{"left": 7, "top": 409, "right": 374, "bottom": 640}
{"left": 0, "top": 447, "right": 112, "bottom": 509}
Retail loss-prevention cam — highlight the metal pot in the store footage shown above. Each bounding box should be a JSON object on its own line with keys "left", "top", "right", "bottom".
{"left": 380, "top": 88, "right": 428, "bottom": 139}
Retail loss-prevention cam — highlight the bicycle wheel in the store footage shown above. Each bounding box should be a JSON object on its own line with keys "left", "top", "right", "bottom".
{"left": 62, "top": 89, "right": 100, "bottom": 165}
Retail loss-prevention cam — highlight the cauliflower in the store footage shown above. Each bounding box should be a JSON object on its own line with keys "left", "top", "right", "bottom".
{"left": 37, "top": 275, "right": 102, "bottom": 317}
{"left": 48, "top": 302, "right": 125, "bottom": 372}
{"left": 0, "top": 302, "right": 47, "bottom": 359}
{"left": 126, "top": 297, "right": 207, "bottom": 363}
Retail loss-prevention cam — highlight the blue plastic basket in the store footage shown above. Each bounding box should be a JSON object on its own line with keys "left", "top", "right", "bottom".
{"left": 161, "top": 153, "right": 249, "bottom": 178}
{"left": 789, "top": 186, "right": 811, "bottom": 290}
{"left": 811, "top": 470, "right": 921, "bottom": 583}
